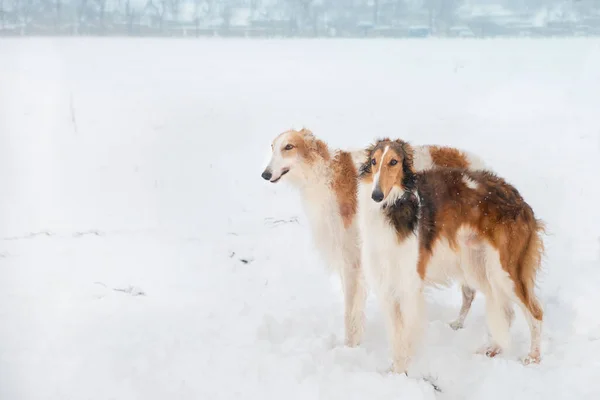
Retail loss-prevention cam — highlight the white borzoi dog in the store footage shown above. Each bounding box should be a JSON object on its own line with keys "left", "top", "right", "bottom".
{"left": 357, "top": 138, "right": 545, "bottom": 373}
{"left": 261, "top": 128, "right": 487, "bottom": 347}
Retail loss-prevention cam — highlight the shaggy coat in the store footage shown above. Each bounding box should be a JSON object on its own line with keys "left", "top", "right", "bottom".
{"left": 357, "top": 138, "right": 544, "bottom": 373}
{"left": 261, "top": 129, "right": 487, "bottom": 347}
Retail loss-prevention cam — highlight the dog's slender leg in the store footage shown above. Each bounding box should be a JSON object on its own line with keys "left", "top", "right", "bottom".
{"left": 382, "top": 297, "right": 407, "bottom": 373}
{"left": 341, "top": 259, "right": 366, "bottom": 347}
{"left": 450, "top": 285, "right": 476, "bottom": 330}
{"left": 383, "top": 285, "right": 425, "bottom": 374}
{"left": 505, "top": 303, "right": 515, "bottom": 328}
{"left": 476, "top": 292, "right": 511, "bottom": 357}
{"left": 515, "top": 298, "right": 542, "bottom": 365}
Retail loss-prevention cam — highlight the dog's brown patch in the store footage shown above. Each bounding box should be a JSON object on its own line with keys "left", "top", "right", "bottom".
{"left": 429, "top": 146, "right": 470, "bottom": 169}
{"left": 331, "top": 151, "right": 358, "bottom": 229}
{"left": 417, "top": 167, "right": 544, "bottom": 322}
{"left": 384, "top": 192, "right": 420, "bottom": 242}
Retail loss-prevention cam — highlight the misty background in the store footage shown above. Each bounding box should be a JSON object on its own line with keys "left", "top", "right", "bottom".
{"left": 1, "top": 0, "right": 600, "bottom": 37}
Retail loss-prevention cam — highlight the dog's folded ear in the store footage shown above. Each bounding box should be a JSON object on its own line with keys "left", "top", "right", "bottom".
{"left": 298, "top": 127, "right": 314, "bottom": 137}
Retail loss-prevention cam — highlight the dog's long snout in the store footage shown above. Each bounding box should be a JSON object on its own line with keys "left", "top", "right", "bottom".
{"left": 371, "top": 188, "right": 384, "bottom": 203}
{"left": 261, "top": 170, "right": 272, "bottom": 181}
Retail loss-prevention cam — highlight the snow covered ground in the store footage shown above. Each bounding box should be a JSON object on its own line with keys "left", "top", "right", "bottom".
{"left": 1, "top": 38, "right": 600, "bottom": 399}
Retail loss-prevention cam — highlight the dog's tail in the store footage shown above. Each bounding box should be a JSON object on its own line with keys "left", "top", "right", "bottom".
{"left": 462, "top": 149, "right": 488, "bottom": 171}
{"left": 515, "top": 218, "right": 546, "bottom": 321}
{"left": 349, "top": 148, "right": 369, "bottom": 171}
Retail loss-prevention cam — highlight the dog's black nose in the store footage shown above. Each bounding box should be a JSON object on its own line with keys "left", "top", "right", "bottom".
{"left": 371, "top": 190, "right": 384, "bottom": 203}
{"left": 261, "top": 170, "right": 272, "bottom": 181}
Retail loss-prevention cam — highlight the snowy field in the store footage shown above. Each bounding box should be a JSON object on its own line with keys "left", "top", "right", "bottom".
{"left": 1, "top": 38, "right": 600, "bottom": 399}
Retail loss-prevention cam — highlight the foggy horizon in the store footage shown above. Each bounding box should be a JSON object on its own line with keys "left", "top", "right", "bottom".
{"left": 2, "top": 0, "right": 600, "bottom": 38}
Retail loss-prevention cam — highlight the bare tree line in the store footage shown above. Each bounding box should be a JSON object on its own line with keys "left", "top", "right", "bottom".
{"left": 0, "top": 0, "right": 599, "bottom": 37}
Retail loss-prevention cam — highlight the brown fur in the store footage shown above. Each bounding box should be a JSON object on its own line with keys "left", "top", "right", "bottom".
{"left": 331, "top": 151, "right": 358, "bottom": 228}
{"left": 429, "top": 145, "right": 470, "bottom": 169}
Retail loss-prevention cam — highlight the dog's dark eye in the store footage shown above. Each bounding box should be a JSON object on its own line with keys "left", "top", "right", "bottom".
{"left": 371, "top": 158, "right": 376, "bottom": 166}
{"left": 390, "top": 159, "right": 398, "bottom": 166}
{"left": 284, "top": 144, "right": 294, "bottom": 151}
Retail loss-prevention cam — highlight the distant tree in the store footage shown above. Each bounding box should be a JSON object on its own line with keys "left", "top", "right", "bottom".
{"left": 169, "top": 0, "right": 179, "bottom": 23}
{"left": 125, "top": 0, "right": 136, "bottom": 34}
{"left": 424, "top": 0, "right": 463, "bottom": 34}
{"left": 76, "top": 0, "right": 89, "bottom": 34}
{"left": 194, "top": 0, "right": 200, "bottom": 35}
{"left": 145, "top": 0, "right": 167, "bottom": 31}
{"left": 286, "top": 0, "right": 314, "bottom": 34}
{"left": 19, "top": 0, "right": 36, "bottom": 33}
{"left": 158, "top": 0, "right": 167, "bottom": 30}
{"left": 95, "top": 0, "right": 107, "bottom": 32}
{"left": 9, "top": 0, "right": 19, "bottom": 29}
{"left": 221, "top": 2, "right": 231, "bottom": 32}
{"left": 1, "top": 0, "right": 5, "bottom": 30}
{"left": 55, "top": 0, "right": 61, "bottom": 31}
{"left": 192, "top": 0, "right": 212, "bottom": 36}
{"left": 373, "top": 0, "right": 379, "bottom": 25}
{"left": 392, "top": 0, "right": 407, "bottom": 23}
{"left": 439, "top": 0, "right": 461, "bottom": 28}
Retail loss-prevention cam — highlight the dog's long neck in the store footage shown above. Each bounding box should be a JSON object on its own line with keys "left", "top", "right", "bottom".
{"left": 296, "top": 150, "right": 335, "bottom": 194}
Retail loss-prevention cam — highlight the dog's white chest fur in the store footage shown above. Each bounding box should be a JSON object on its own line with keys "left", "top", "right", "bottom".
{"left": 357, "top": 183, "right": 421, "bottom": 297}
{"left": 301, "top": 182, "right": 359, "bottom": 272}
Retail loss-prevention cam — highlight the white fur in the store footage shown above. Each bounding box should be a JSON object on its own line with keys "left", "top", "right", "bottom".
{"left": 462, "top": 175, "right": 479, "bottom": 190}
{"left": 462, "top": 151, "right": 487, "bottom": 170}
{"left": 427, "top": 229, "right": 516, "bottom": 352}
{"left": 349, "top": 148, "right": 368, "bottom": 170}
{"left": 264, "top": 132, "right": 366, "bottom": 347}
{"left": 301, "top": 174, "right": 366, "bottom": 348}
{"left": 411, "top": 145, "right": 434, "bottom": 171}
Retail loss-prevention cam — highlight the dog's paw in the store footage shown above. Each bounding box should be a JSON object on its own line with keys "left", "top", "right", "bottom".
{"left": 521, "top": 354, "right": 541, "bottom": 365}
{"left": 344, "top": 331, "right": 362, "bottom": 348}
{"left": 476, "top": 345, "right": 502, "bottom": 358}
{"left": 449, "top": 320, "right": 464, "bottom": 330}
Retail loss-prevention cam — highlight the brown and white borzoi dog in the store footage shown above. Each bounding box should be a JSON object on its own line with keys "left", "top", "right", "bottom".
{"left": 358, "top": 138, "right": 544, "bottom": 373}
{"left": 261, "top": 128, "right": 486, "bottom": 347}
